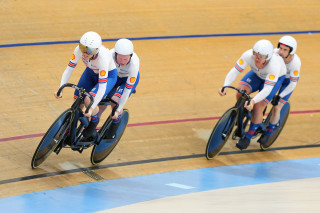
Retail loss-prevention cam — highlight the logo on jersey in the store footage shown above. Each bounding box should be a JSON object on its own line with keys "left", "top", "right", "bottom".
{"left": 71, "top": 54, "right": 75, "bottom": 60}
{"left": 130, "top": 77, "right": 136, "bottom": 83}
{"left": 100, "top": 70, "right": 106, "bottom": 76}
{"left": 293, "top": 70, "right": 299, "bottom": 76}
{"left": 269, "top": 75, "right": 275, "bottom": 80}
{"left": 239, "top": 59, "right": 244, "bottom": 65}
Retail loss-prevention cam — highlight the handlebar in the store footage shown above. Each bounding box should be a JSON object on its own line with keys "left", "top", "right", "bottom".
{"left": 102, "top": 97, "right": 119, "bottom": 117}
{"left": 222, "top": 86, "right": 251, "bottom": 101}
{"left": 99, "top": 89, "right": 136, "bottom": 117}
{"left": 57, "top": 83, "right": 94, "bottom": 114}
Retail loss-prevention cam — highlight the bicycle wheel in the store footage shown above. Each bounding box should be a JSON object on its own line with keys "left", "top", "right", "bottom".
{"left": 90, "top": 109, "right": 129, "bottom": 165}
{"left": 260, "top": 102, "right": 290, "bottom": 150}
{"left": 31, "top": 109, "right": 72, "bottom": 168}
{"left": 206, "top": 108, "right": 237, "bottom": 160}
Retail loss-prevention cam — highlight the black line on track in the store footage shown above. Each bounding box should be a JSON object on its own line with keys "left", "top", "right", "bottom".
{"left": 1, "top": 143, "right": 320, "bottom": 185}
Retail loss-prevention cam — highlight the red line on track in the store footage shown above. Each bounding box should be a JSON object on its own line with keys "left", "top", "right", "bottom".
{"left": 1, "top": 110, "right": 319, "bottom": 143}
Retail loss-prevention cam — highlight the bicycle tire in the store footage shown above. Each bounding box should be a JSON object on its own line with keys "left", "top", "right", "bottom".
{"left": 260, "top": 102, "right": 290, "bottom": 150}
{"left": 90, "top": 109, "right": 129, "bottom": 165}
{"left": 31, "top": 109, "right": 72, "bottom": 168}
{"left": 206, "top": 108, "right": 237, "bottom": 160}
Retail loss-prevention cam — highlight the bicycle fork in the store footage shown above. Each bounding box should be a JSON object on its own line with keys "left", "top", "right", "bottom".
{"left": 234, "top": 107, "right": 251, "bottom": 138}
{"left": 221, "top": 110, "right": 237, "bottom": 139}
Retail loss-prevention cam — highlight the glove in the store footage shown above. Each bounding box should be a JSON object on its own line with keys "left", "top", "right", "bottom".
{"left": 271, "top": 95, "right": 281, "bottom": 106}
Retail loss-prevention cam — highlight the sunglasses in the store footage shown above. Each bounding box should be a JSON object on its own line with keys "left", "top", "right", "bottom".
{"left": 79, "top": 43, "right": 99, "bottom": 55}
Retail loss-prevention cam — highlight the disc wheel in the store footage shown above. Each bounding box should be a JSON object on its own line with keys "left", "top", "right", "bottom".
{"left": 31, "top": 109, "right": 72, "bottom": 168}
{"left": 260, "top": 102, "right": 290, "bottom": 150}
{"left": 90, "top": 109, "right": 129, "bottom": 165}
{"left": 206, "top": 108, "right": 237, "bottom": 159}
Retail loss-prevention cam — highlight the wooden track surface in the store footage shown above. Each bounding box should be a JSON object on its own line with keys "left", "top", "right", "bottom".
{"left": 0, "top": 0, "right": 320, "bottom": 199}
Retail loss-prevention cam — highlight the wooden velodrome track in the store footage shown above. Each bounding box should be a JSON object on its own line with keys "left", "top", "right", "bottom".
{"left": 0, "top": 0, "right": 320, "bottom": 206}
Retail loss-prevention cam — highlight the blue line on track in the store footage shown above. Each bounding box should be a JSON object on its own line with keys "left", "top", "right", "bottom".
{"left": 1, "top": 30, "right": 319, "bottom": 48}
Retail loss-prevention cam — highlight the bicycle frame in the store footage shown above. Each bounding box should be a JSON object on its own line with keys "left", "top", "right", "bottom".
{"left": 55, "top": 83, "right": 121, "bottom": 154}
{"left": 206, "top": 85, "right": 290, "bottom": 160}
{"left": 31, "top": 83, "right": 124, "bottom": 168}
{"left": 205, "top": 86, "right": 253, "bottom": 159}
{"left": 53, "top": 83, "right": 96, "bottom": 154}
{"left": 223, "top": 86, "right": 252, "bottom": 138}
{"left": 234, "top": 96, "right": 251, "bottom": 137}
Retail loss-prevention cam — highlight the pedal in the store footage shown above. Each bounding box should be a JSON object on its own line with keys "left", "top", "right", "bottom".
{"left": 78, "top": 147, "right": 84, "bottom": 154}
{"left": 71, "top": 146, "right": 83, "bottom": 153}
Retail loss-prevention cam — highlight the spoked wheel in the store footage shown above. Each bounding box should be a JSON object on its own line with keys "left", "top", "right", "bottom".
{"left": 90, "top": 109, "right": 129, "bottom": 165}
{"left": 206, "top": 108, "right": 237, "bottom": 160}
{"left": 31, "top": 109, "right": 72, "bottom": 168}
{"left": 260, "top": 102, "right": 290, "bottom": 150}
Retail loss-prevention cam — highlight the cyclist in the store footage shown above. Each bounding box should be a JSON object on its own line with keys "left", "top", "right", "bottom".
{"left": 54, "top": 31, "right": 117, "bottom": 139}
{"left": 218, "top": 39, "right": 286, "bottom": 150}
{"left": 98, "top": 38, "right": 140, "bottom": 139}
{"left": 258, "top": 35, "right": 301, "bottom": 144}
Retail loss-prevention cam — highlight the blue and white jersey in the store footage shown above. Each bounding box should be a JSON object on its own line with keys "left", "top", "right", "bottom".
{"left": 60, "top": 45, "right": 116, "bottom": 108}
{"left": 274, "top": 48, "right": 301, "bottom": 98}
{"left": 111, "top": 48, "right": 140, "bottom": 111}
{"left": 223, "top": 49, "right": 286, "bottom": 103}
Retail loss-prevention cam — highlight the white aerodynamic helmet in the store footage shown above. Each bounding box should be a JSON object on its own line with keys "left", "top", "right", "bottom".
{"left": 278, "top": 35, "right": 297, "bottom": 55}
{"left": 79, "top": 31, "right": 102, "bottom": 55}
{"left": 253, "top": 39, "right": 274, "bottom": 60}
{"left": 115, "top": 38, "right": 134, "bottom": 55}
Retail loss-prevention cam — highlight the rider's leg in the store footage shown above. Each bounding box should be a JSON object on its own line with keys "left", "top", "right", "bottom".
{"left": 265, "top": 86, "right": 291, "bottom": 136}
{"left": 257, "top": 103, "right": 283, "bottom": 145}
{"left": 105, "top": 96, "right": 121, "bottom": 139}
{"left": 98, "top": 105, "right": 108, "bottom": 118}
{"left": 97, "top": 69, "right": 120, "bottom": 119}
{"left": 247, "top": 101, "right": 266, "bottom": 138}
{"left": 98, "top": 87, "right": 117, "bottom": 119}
{"left": 236, "top": 101, "right": 266, "bottom": 150}
{"left": 82, "top": 96, "right": 100, "bottom": 138}
{"left": 71, "top": 68, "right": 99, "bottom": 140}
{"left": 82, "top": 68, "right": 117, "bottom": 139}
{"left": 104, "top": 74, "right": 139, "bottom": 139}
{"left": 234, "top": 81, "right": 256, "bottom": 150}
{"left": 234, "top": 69, "right": 268, "bottom": 150}
{"left": 265, "top": 103, "right": 283, "bottom": 135}
{"left": 257, "top": 76, "right": 286, "bottom": 144}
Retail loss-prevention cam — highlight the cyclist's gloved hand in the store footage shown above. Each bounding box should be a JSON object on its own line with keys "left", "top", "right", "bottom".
{"left": 271, "top": 95, "right": 281, "bottom": 106}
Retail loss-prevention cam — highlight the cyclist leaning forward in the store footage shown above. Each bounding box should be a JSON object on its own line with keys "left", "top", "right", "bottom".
{"left": 98, "top": 38, "right": 140, "bottom": 139}
{"left": 218, "top": 39, "right": 287, "bottom": 150}
{"left": 54, "top": 31, "right": 117, "bottom": 140}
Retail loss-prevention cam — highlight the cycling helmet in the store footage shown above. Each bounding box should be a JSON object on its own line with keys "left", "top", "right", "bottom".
{"left": 253, "top": 39, "right": 274, "bottom": 60}
{"left": 79, "top": 31, "right": 102, "bottom": 55}
{"left": 278, "top": 35, "right": 297, "bottom": 55}
{"left": 115, "top": 38, "right": 134, "bottom": 55}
